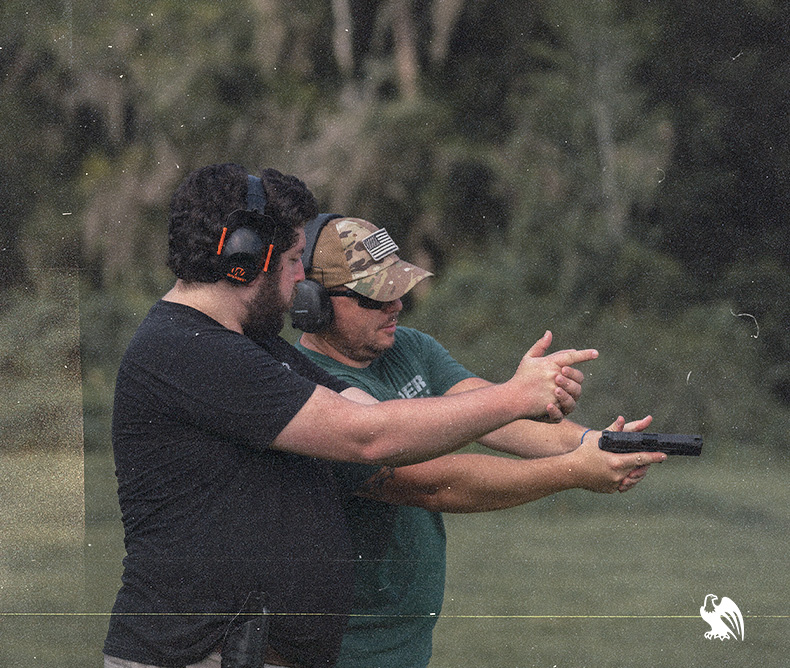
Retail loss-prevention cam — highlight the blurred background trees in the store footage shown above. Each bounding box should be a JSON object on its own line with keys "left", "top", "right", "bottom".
{"left": 2, "top": 0, "right": 788, "bottom": 455}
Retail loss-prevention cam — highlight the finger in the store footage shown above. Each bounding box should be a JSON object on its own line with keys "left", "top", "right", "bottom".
{"left": 623, "top": 465, "right": 649, "bottom": 483}
{"left": 535, "top": 403, "right": 563, "bottom": 424}
{"left": 555, "top": 348, "right": 599, "bottom": 366}
{"left": 554, "top": 387, "right": 577, "bottom": 415}
{"left": 545, "top": 402, "right": 563, "bottom": 422}
{"left": 629, "top": 452, "right": 667, "bottom": 467}
{"left": 622, "top": 415, "right": 653, "bottom": 433}
{"left": 618, "top": 469, "right": 649, "bottom": 492}
{"left": 605, "top": 415, "right": 626, "bottom": 432}
{"left": 555, "top": 374, "right": 582, "bottom": 401}
{"left": 546, "top": 348, "right": 576, "bottom": 356}
{"left": 525, "top": 330, "right": 553, "bottom": 359}
{"left": 621, "top": 475, "right": 644, "bottom": 489}
{"left": 560, "top": 366, "right": 585, "bottom": 384}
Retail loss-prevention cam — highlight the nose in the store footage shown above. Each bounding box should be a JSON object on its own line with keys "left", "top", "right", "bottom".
{"left": 295, "top": 260, "right": 306, "bottom": 283}
{"left": 383, "top": 298, "right": 402, "bottom": 314}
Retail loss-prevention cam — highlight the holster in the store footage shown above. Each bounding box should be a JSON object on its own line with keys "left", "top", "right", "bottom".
{"left": 221, "top": 592, "right": 269, "bottom": 668}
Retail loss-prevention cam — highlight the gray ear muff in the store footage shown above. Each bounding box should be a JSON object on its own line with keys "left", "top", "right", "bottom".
{"left": 289, "top": 213, "right": 343, "bottom": 332}
{"left": 290, "top": 279, "right": 334, "bottom": 333}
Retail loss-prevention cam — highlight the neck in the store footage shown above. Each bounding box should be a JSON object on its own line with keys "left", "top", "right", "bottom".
{"left": 163, "top": 280, "right": 246, "bottom": 334}
{"left": 299, "top": 332, "right": 372, "bottom": 369}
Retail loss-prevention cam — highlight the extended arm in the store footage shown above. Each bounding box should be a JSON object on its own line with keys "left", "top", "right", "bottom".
{"left": 271, "top": 342, "right": 598, "bottom": 467}
{"left": 357, "top": 416, "right": 665, "bottom": 512}
{"left": 446, "top": 376, "right": 587, "bottom": 458}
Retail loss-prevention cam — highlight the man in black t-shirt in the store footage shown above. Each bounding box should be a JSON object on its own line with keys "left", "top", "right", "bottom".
{"left": 103, "top": 164, "right": 602, "bottom": 668}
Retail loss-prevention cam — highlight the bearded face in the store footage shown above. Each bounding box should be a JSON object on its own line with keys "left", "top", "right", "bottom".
{"left": 242, "top": 229, "right": 306, "bottom": 341}
{"left": 242, "top": 270, "right": 289, "bottom": 340}
{"left": 317, "top": 294, "right": 402, "bottom": 366}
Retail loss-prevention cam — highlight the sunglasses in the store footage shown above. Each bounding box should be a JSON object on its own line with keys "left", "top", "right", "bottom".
{"left": 326, "top": 290, "right": 393, "bottom": 310}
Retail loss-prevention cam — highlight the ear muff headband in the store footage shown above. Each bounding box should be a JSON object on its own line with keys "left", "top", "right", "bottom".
{"left": 217, "top": 175, "right": 273, "bottom": 284}
{"left": 246, "top": 174, "right": 267, "bottom": 213}
{"left": 289, "top": 213, "right": 343, "bottom": 332}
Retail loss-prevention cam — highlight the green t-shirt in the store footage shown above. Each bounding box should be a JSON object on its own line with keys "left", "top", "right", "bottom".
{"left": 296, "top": 327, "right": 475, "bottom": 668}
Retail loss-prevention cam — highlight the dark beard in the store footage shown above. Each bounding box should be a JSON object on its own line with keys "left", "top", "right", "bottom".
{"left": 323, "top": 322, "right": 395, "bottom": 364}
{"left": 242, "top": 275, "right": 288, "bottom": 342}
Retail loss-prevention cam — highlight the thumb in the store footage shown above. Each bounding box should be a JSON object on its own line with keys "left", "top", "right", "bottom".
{"left": 605, "top": 414, "right": 653, "bottom": 433}
{"left": 526, "top": 330, "right": 552, "bottom": 358}
{"left": 605, "top": 416, "right": 626, "bottom": 432}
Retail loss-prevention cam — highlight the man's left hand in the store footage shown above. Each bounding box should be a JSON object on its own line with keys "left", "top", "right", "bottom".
{"left": 605, "top": 415, "right": 655, "bottom": 492}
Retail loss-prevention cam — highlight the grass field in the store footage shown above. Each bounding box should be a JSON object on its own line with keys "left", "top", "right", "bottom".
{"left": 432, "top": 456, "right": 789, "bottom": 667}
{"left": 1, "top": 448, "right": 787, "bottom": 667}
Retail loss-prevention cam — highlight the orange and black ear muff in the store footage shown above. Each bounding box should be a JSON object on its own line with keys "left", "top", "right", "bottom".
{"left": 217, "top": 175, "right": 274, "bottom": 284}
{"left": 289, "top": 213, "right": 342, "bottom": 332}
{"left": 217, "top": 225, "right": 267, "bottom": 284}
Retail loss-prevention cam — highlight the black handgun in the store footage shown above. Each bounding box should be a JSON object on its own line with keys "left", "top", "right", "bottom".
{"left": 598, "top": 431, "right": 703, "bottom": 456}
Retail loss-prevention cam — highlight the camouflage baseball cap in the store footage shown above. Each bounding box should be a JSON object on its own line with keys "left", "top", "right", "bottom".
{"left": 310, "top": 217, "right": 433, "bottom": 301}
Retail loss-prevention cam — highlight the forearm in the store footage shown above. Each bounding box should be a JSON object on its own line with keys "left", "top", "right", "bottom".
{"left": 346, "top": 384, "right": 535, "bottom": 466}
{"left": 363, "top": 453, "right": 582, "bottom": 513}
{"left": 357, "top": 416, "right": 666, "bottom": 509}
{"left": 477, "top": 418, "right": 586, "bottom": 458}
{"left": 273, "top": 382, "right": 531, "bottom": 467}
{"left": 446, "top": 377, "right": 586, "bottom": 458}
{"left": 273, "top": 341, "right": 595, "bottom": 465}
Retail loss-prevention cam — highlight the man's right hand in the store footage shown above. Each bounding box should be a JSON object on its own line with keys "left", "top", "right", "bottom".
{"left": 509, "top": 330, "right": 599, "bottom": 422}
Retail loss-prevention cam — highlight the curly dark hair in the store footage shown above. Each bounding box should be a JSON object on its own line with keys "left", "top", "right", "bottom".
{"left": 167, "top": 163, "right": 318, "bottom": 283}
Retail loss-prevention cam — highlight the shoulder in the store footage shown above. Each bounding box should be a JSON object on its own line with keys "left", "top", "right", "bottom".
{"left": 295, "top": 338, "right": 345, "bottom": 373}
{"left": 136, "top": 300, "right": 230, "bottom": 339}
{"left": 126, "top": 300, "right": 238, "bottom": 362}
{"left": 129, "top": 303, "right": 303, "bottom": 385}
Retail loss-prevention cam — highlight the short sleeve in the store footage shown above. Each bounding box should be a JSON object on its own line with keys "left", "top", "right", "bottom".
{"left": 402, "top": 328, "right": 476, "bottom": 395}
{"left": 115, "top": 308, "right": 319, "bottom": 453}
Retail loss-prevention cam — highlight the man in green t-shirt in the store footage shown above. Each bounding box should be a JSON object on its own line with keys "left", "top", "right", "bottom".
{"left": 292, "top": 215, "right": 663, "bottom": 668}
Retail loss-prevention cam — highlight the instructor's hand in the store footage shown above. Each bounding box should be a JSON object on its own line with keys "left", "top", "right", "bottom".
{"left": 512, "top": 330, "right": 598, "bottom": 423}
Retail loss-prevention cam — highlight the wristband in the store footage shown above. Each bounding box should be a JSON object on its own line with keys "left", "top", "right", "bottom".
{"left": 580, "top": 428, "right": 594, "bottom": 445}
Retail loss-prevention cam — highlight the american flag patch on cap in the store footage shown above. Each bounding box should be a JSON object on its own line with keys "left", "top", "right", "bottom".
{"left": 361, "top": 228, "right": 399, "bottom": 261}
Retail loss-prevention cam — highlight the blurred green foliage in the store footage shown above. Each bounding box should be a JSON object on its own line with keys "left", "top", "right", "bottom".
{"left": 404, "top": 241, "right": 788, "bottom": 456}
{"left": 1, "top": 0, "right": 788, "bottom": 458}
{"left": 1, "top": 5, "right": 788, "bottom": 665}
{"left": 0, "top": 274, "right": 82, "bottom": 452}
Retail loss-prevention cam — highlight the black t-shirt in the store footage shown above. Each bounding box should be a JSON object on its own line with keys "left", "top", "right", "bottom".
{"left": 103, "top": 300, "right": 365, "bottom": 668}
